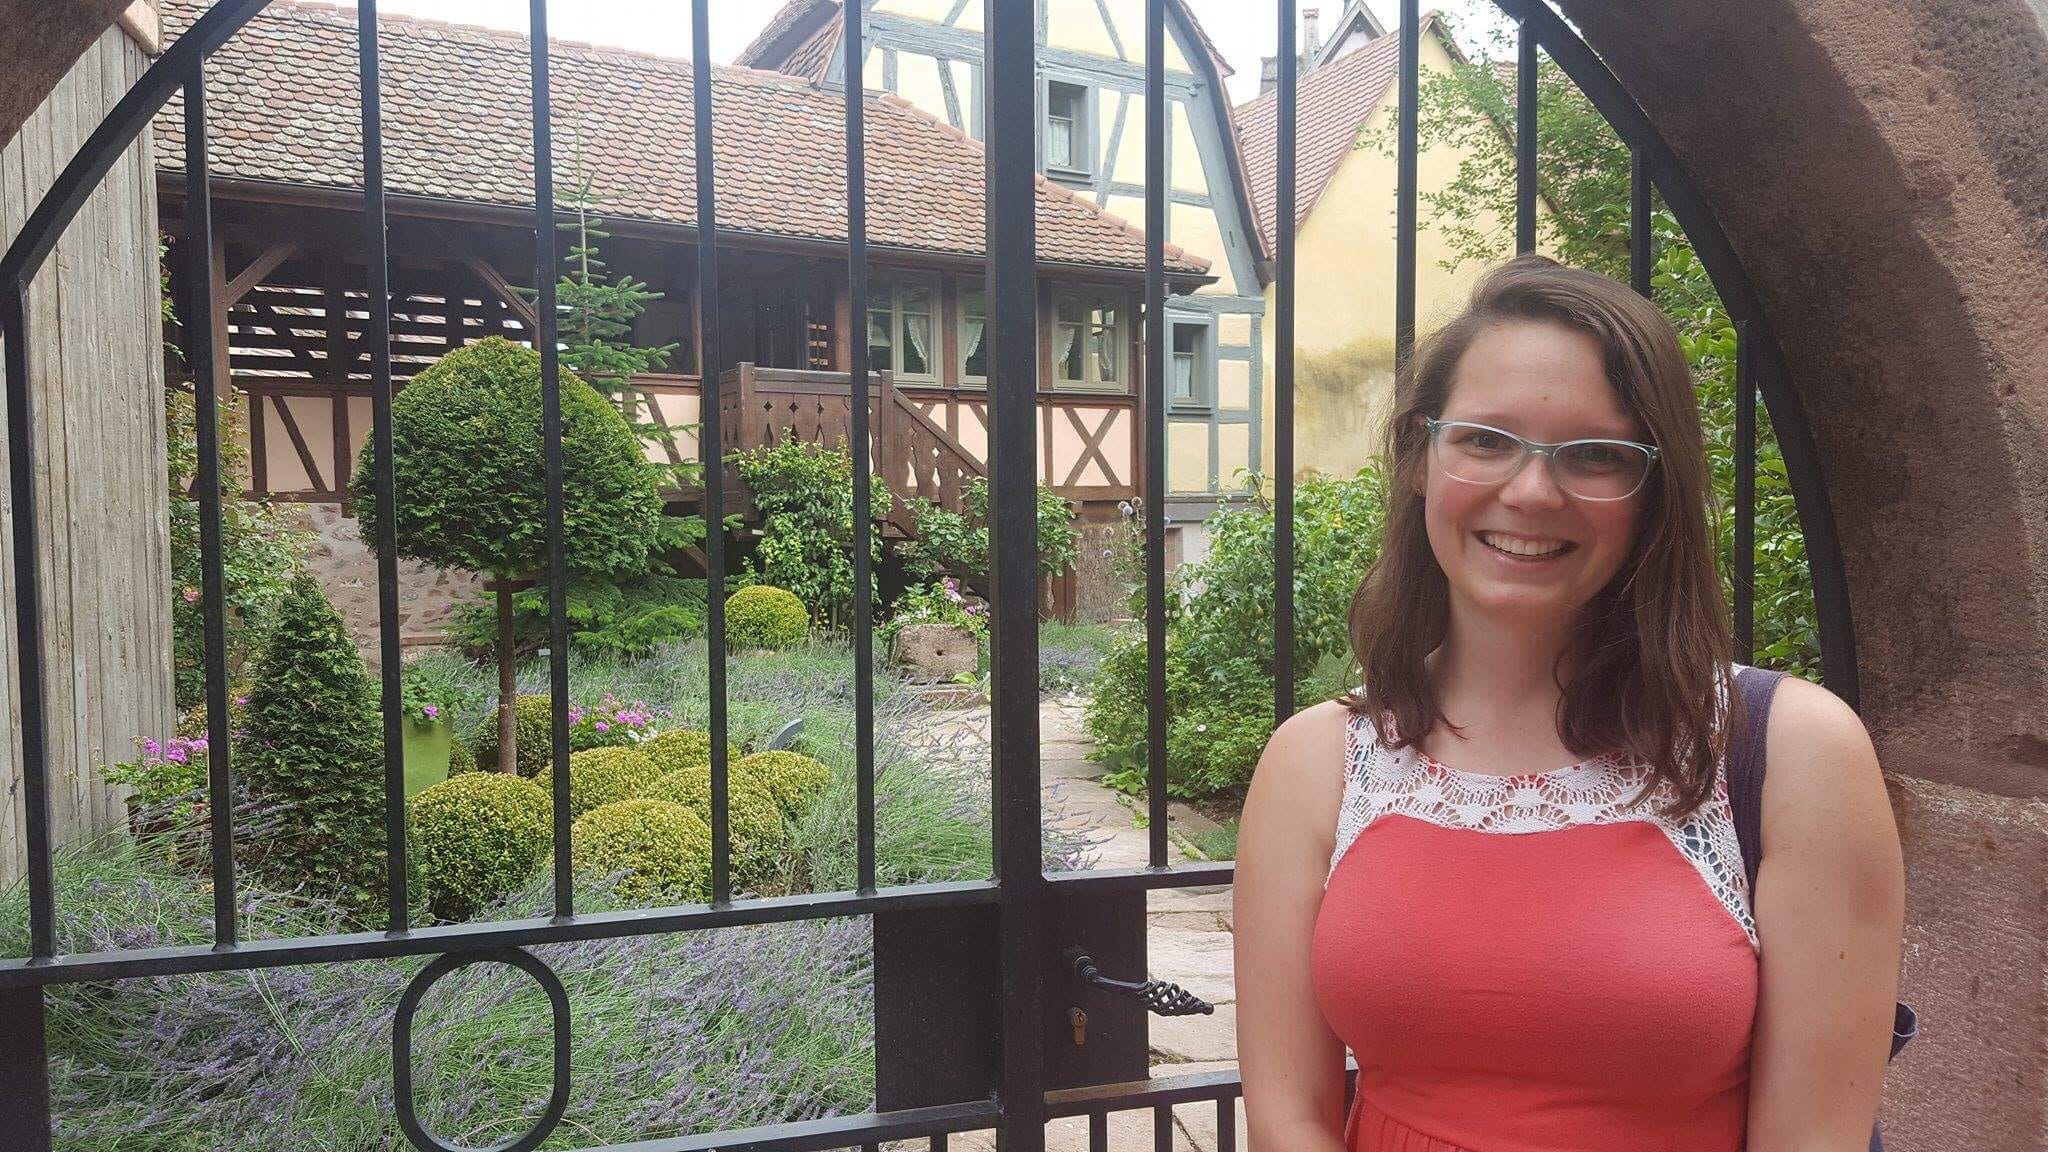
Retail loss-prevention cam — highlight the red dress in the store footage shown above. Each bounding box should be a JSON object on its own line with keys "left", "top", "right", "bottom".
{"left": 1311, "top": 704, "right": 1758, "bottom": 1151}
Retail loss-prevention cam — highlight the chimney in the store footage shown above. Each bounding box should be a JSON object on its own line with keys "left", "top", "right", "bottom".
{"left": 1303, "top": 8, "right": 1323, "bottom": 63}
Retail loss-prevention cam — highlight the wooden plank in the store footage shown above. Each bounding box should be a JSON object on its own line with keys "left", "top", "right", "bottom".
{"left": 429, "top": 224, "right": 541, "bottom": 331}
{"left": 269, "top": 396, "right": 328, "bottom": 493}
{"left": 224, "top": 240, "right": 300, "bottom": 305}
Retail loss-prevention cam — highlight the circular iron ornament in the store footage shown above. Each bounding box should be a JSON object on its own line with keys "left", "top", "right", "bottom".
{"left": 392, "top": 947, "right": 572, "bottom": 1152}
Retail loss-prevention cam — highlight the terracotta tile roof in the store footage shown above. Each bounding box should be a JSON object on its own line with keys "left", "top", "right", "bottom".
{"left": 1234, "top": 26, "right": 1401, "bottom": 254}
{"left": 734, "top": 0, "right": 835, "bottom": 70}
{"left": 155, "top": 0, "right": 1208, "bottom": 276}
{"left": 779, "top": 17, "right": 843, "bottom": 84}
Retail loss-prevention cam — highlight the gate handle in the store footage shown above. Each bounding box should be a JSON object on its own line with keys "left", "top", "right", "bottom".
{"left": 1066, "top": 949, "right": 1214, "bottom": 1017}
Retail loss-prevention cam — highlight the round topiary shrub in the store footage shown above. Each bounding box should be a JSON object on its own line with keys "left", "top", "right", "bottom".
{"left": 735, "top": 750, "right": 833, "bottom": 822}
{"left": 446, "top": 738, "right": 478, "bottom": 776}
{"left": 724, "top": 586, "right": 808, "bottom": 650}
{"left": 640, "top": 728, "right": 737, "bottom": 775}
{"left": 474, "top": 694, "right": 555, "bottom": 777}
{"left": 570, "top": 798, "right": 712, "bottom": 904}
{"left": 538, "top": 747, "right": 662, "bottom": 819}
{"left": 410, "top": 772, "right": 551, "bottom": 921}
{"left": 637, "top": 765, "right": 788, "bottom": 883}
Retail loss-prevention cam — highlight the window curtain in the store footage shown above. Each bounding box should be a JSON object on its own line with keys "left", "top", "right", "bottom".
{"left": 1056, "top": 324, "right": 1081, "bottom": 379}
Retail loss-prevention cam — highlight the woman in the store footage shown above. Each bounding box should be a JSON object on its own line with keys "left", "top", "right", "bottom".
{"left": 1234, "top": 255, "right": 1904, "bottom": 1152}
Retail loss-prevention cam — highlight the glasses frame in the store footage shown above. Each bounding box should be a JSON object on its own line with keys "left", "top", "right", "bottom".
{"left": 1422, "top": 417, "right": 1662, "bottom": 502}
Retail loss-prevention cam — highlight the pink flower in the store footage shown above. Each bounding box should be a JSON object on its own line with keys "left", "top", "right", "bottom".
{"left": 181, "top": 587, "right": 200, "bottom": 604}
{"left": 234, "top": 695, "right": 248, "bottom": 708}
{"left": 166, "top": 748, "right": 186, "bottom": 763}
{"left": 594, "top": 720, "right": 611, "bottom": 734}
{"left": 422, "top": 704, "right": 440, "bottom": 719}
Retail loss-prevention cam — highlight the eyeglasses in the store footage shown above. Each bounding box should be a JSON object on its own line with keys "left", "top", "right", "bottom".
{"left": 1423, "top": 418, "right": 1660, "bottom": 502}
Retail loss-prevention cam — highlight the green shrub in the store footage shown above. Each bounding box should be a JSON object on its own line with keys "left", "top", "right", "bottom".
{"left": 725, "top": 586, "right": 809, "bottom": 650}
{"left": 642, "top": 728, "right": 736, "bottom": 774}
{"left": 474, "top": 694, "right": 555, "bottom": 777}
{"left": 729, "top": 439, "right": 890, "bottom": 626}
{"left": 638, "top": 766, "right": 788, "bottom": 883}
{"left": 409, "top": 772, "right": 550, "bottom": 920}
{"left": 570, "top": 798, "right": 712, "bottom": 903}
{"left": 446, "top": 738, "right": 478, "bottom": 776}
{"left": 448, "top": 572, "right": 707, "bottom": 662}
{"left": 239, "top": 573, "right": 387, "bottom": 916}
{"left": 897, "top": 477, "right": 1080, "bottom": 584}
{"left": 539, "top": 747, "right": 662, "bottom": 819}
{"left": 735, "top": 750, "right": 833, "bottom": 822}
{"left": 1087, "top": 466, "right": 1389, "bottom": 798}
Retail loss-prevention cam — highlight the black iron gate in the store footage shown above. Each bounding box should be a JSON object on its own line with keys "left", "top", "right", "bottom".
{"left": 0, "top": 2, "right": 1853, "bottom": 1149}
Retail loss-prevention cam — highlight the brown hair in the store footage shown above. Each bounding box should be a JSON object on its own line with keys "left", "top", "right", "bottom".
{"left": 1346, "top": 254, "right": 1737, "bottom": 819}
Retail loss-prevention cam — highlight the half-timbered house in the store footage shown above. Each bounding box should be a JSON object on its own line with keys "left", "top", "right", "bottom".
{"left": 156, "top": 0, "right": 1214, "bottom": 637}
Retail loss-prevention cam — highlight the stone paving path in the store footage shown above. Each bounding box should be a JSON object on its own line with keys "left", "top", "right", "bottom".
{"left": 908, "top": 695, "right": 1247, "bottom": 1152}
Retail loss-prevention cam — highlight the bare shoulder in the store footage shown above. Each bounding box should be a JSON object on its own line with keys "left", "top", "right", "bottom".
{"left": 1239, "top": 699, "right": 1354, "bottom": 863}
{"left": 1755, "top": 675, "right": 1898, "bottom": 871}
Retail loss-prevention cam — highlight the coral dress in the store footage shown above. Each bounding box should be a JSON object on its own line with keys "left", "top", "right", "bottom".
{"left": 1310, "top": 703, "right": 1758, "bottom": 1152}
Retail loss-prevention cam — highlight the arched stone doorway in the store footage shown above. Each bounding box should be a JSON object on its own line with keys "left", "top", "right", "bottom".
{"left": 1558, "top": 2, "right": 2048, "bottom": 1146}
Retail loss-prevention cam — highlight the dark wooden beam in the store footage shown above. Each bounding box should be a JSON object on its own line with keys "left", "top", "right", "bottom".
{"left": 224, "top": 240, "right": 299, "bottom": 305}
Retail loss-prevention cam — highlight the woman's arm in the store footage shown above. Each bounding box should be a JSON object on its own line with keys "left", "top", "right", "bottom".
{"left": 1234, "top": 700, "right": 1354, "bottom": 1152}
{"left": 1744, "top": 676, "right": 1907, "bottom": 1152}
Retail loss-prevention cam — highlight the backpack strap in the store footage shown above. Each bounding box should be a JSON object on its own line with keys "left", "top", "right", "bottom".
{"left": 1727, "top": 664, "right": 1787, "bottom": 895}
{"left": 1725, "top": 663, "right": 1920, "bottom": 1088}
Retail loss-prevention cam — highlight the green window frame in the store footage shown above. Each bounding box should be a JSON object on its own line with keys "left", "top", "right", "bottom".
{"left": 1053, "top": 288, "right": 1124, "bottom": 392}
{"left": 1169, "top": 316, "right": 1214, "bottom": 412}
{"left": 959, "top": 282, "right": 989, "bottom": 386}
{"left": 1045, "top": 80, "right": 1093, "bottom": 177}
{"left": 866, "top": 272, "right": 938, "bottom": 382}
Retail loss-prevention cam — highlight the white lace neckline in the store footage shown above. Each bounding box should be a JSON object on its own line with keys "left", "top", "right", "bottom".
{"left": 1329, "top": 703, "right": 1758, "bottom": 951}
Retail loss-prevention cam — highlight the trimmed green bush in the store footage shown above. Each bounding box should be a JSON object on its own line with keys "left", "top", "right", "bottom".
{"left": 641, "top": 728, "right": 736, "bottom": 775}
{"left": 240, "top": 573, "right": 386, "bottom": 917}
{"left": 446, "top": 738, "right": 477, "bottom": 776}
{"left": 735, "top": 750, "right": 832, "bottom": 822}
{"left": 409, "top": 772, "right": 550, "bottom": 921}
{"left": 539, "top": 747, "right": 663, "bottom": 819}
{"left": 725, "top": 585, "right": 809, "bottom": 650}
{"left": 474, "top": 693, "right": 555, "bottom": 777}
{"left": 637, "top": 766, "right": 788, "bottom": 883}
{"left": 570, "top": 798, "right": 712, "bottom": 903}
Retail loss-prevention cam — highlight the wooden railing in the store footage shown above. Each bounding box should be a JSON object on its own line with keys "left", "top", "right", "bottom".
{"left": 716, "top": 364, "right": 986, "bottom": 529}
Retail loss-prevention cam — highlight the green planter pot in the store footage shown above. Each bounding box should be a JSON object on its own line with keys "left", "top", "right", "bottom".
{"left": 403, "top": 717, "right": 453, "bottom": 797}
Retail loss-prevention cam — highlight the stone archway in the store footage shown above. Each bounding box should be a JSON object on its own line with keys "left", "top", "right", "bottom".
{"left": 1557, "top": 1, "right": 2047, "bottom": 1146}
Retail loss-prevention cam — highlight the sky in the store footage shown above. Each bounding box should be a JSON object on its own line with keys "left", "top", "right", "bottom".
{"left": 337, "top": 1, "right": 1521, "bottom": 106}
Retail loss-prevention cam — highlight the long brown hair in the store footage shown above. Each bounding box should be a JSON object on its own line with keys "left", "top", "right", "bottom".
{"left": 1346, "top": 254, "right": 1738, "bottom": 819}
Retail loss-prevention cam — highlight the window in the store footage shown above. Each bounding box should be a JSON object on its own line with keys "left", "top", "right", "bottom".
{"left": 1046, "top": 81, "right": 1092, "bottom": 175}
{"left": 960, "top": 284, "right": 988, "bottom": 383}
{"left": 1054, "top": 289, "right": 1123, "bottom": 390}
{"left": 1170, "top": 319, "right": 1211, "bottom": 409}
{"left": 866, "top": 273, "right": 936, "bottom": 381}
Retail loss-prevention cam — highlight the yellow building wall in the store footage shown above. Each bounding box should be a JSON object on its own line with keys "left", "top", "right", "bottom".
{"left": 1256, "top": 33, "right": 1530, "bottom": 484}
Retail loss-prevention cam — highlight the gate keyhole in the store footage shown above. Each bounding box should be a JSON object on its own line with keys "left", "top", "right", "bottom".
{"left": 1068, "top": 1007, "right": 1088, "bottom": 1046}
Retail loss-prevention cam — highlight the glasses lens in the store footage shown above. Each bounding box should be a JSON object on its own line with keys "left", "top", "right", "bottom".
{"left": 1555, "top": 441, "right": 1652, "bottom": 500}
{"left": 1434, "top": 423, "right": 1525, "bottom": 485}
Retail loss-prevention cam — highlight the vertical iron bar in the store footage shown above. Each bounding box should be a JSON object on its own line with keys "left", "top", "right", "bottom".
{"left": 1216, "top": 1097, "right": 1237, "bottom": 1152}
{"left": 1734, "top": 321, "right": 1755, "bottom": 663}
{"left": 2, "top": 276, "right": 53, "bottom": 961}
{"left": 692, "top": 0, "right": 731, "bottom": 909}
{"left": 986, "top": 3, "right": 1045, "bottom": 1147}
{"left": 1515, "top": 18, "right": 1537, "bottom": 255}
{"left": 1143, "top": 0, "right": 1168, "bottom": 870}
{"left": 844, "top": 0, "right": 876, "bottom": 896}
{"left": 1629, "top": 147, "right": 1653, "bottom": 298}
{"left": 930, "top": 1136, "right": 948, "bottom": 1152}
{"left": 1273, "top": 0, "right": 1297, "bottom": 728}
{"left": 0, "top": 986, "right": 52, "bottom": 1150}
{"left": 359, "top": 0, "right": 407, "bottom": 935}
{"left": 1087, "top": 1112, "right": 1108, "bottom": 1152}
{"left": 529, "top": 0, "right": 573, "bottom": 918}
{"left": 1153, "top": 1105, "right": 1173, "bottom": 1152}
{"left": 181, "top": 71, "right": 238, "bottom": 948}
{"left": 1394, "top": 0, "right": 1419, "bottom": 371}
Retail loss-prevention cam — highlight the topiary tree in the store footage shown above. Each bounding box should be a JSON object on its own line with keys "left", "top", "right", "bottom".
{"left": 637, "top": 765, "right": 788, "bottom": 885}
{"left": 352, "top": 336, "right": 664, "bottom": 773}
{"left": 409, "top": 771, "right": 550, "bottom": 921}
{"left": 473, "top": 694, "right": 557, "bottom": 778}
{"left": 725, "top": 585, "right": 809, "bottom": 650}
{"left": 641, "top": 729, "right": 737, "bottom": 775}
{"left": 240, "top": 572, "right": 387, "bottom": 917}
{"left": 539, "top": 747, "right": 663, "bottom": 819}
{"left": 734, "top": 750, "right": 832, "bottom": 822}
{"left": 570, "top": 798, "right": 712, "bottom": 904}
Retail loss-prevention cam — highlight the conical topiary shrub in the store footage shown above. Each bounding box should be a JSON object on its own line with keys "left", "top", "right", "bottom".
{"left": 240, "top": 572, "right": 387, "bottom": 918}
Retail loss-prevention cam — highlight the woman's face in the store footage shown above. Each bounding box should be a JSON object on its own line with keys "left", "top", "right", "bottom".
{"left": 1422, "top": 320, "right": 1648, "bottom": 630}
